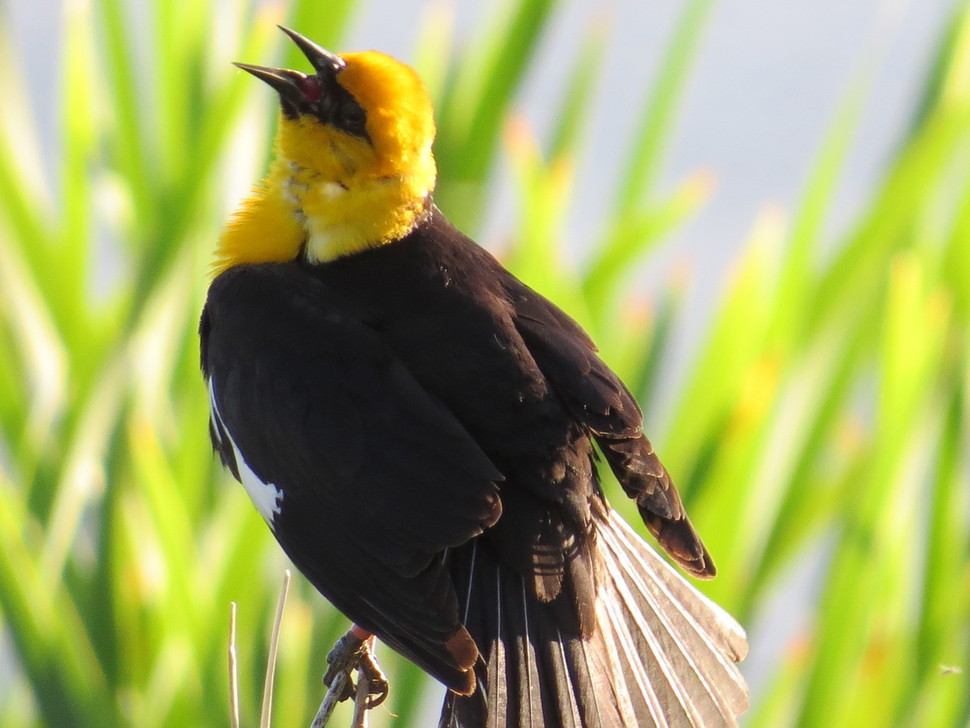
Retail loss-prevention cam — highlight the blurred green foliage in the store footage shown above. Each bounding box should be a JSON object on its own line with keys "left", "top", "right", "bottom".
{"left": 0, "top": 1, "right": 967, "bottom": 726}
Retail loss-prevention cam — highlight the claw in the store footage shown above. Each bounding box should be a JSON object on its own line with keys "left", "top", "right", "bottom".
{"left": 323, "top": 631, "right": 365, "bottom": 701}
{"left": 357, "top": 648, "right": 389, "bottom": 708}
{"left": 311, "top": 627, "right": 390, "bottom": 727}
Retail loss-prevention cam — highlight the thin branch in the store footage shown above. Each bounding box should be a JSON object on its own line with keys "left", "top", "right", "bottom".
{"left": 309, "top": 671, "right": 353, "bottom": 728}
{"left": 261, "top": 569, "right": 292, "bottom": 728}
{"left": 228, "top": 602, "right": 240, "bottom": 728}
{"left": 351, "top": 672, "right": 370, "bottom": 728}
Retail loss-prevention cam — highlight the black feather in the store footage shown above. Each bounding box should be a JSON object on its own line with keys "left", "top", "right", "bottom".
{"left": 201, "top": 206, "right": 746, "bottom": 722}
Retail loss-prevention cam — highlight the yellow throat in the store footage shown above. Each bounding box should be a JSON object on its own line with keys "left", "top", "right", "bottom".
{"left": 214, "top": 42, "right": 437, "bottom": 274}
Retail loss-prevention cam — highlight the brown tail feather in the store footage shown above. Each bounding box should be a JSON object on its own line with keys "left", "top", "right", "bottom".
{"left": 438, "top": 513, "right": 748, "bottom": 728}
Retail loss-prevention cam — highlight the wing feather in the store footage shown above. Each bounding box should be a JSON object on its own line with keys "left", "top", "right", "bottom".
{"left": 201, "top": 263, "right": 503, "bottom": 690}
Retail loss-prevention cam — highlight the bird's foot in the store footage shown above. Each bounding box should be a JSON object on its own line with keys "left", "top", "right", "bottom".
{"left": 354, "top": 644, "right": 389, "bottom": 708}
{"left": 322, "top": 631, "right": 365, "bottom": 702}
{"left": 311, "top": 627, "right": 388, "bottom": 727}
{"left": 321, "top": 628, "right": 388, "bottom": 707}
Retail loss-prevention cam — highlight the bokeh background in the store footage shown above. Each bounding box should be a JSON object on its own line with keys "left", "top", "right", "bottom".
{"left": 0, "top": 0, "right": 968, "bottom": 726}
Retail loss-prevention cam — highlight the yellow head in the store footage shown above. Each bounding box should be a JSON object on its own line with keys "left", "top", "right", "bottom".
{"left": 214, "top": 27, "right": 437, "bottom": 272}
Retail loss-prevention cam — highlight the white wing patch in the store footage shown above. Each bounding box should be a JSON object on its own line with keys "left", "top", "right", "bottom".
{"left": 208, "top": 377, "right": 284, "bottom": 527}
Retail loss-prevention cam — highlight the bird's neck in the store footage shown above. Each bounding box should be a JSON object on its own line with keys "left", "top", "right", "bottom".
{"left": 213, "top": 155, "right": 435, "bottom": 273}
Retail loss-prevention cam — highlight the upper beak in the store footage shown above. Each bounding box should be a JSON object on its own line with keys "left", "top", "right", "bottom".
{"left": 277, "top": 26, "right": 345, "bottom": 76}
{"left": 233, "top": 27, "right": 345, "bottom": 107}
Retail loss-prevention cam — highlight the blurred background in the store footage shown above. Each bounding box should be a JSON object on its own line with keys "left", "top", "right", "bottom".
{"left": 0, "top": 1, "right": 968, "bottom": 727}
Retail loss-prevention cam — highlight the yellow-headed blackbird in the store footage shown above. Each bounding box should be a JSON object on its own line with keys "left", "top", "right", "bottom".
{"left": 201, "top": 27, "right": 748, "bottom": 728}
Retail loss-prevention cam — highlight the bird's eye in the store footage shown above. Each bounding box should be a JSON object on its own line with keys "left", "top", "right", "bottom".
{"left": 337, "top": 101, "right": 367, "bottom": 135}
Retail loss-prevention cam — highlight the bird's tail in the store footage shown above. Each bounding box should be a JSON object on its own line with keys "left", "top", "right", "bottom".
{"left": 439, "top": 511, "right": 748, "bottom": 728}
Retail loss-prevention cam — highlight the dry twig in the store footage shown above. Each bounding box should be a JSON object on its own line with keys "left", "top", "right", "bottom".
{"left": 228, "top": 570, "right": 386, "bottom": 728}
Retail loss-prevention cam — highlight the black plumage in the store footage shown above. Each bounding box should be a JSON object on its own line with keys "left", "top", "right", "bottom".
{"left": 201, "top": 207, "right": 747, "bottom": 726}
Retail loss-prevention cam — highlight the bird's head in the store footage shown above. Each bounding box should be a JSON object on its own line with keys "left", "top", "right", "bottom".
{"left": 215, "top": 28, "right": 437, "bottom": 270}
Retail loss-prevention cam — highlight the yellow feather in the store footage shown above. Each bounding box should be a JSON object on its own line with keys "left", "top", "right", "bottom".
{"left": 215, "top": 50, "right": 437, "bottom": 270}
{"left": 212, "top": 160, "right": 306, "bottom": 276}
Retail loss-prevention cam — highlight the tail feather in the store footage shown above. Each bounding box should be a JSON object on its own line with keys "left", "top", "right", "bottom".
{"left": 439, "top": 511, "right": 748, "bottom": 727}
{"left": 551, "top": 626, "right": 585, "bottom": 728}
{"left": 552, "top": 618, "right": 622, "bottom": 728}
{"left": 598, "top": 514, "right": 748, "bottom": 725}
{"left": 594, "top": 587, "right": 667, "bottom": 724}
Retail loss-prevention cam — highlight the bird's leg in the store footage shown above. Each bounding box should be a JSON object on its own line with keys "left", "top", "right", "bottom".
{"left": 311, "top": 625, "right": 389, "bottom": 728}
{"left": 321, "top": 626, "right": 368, "bottom": 701}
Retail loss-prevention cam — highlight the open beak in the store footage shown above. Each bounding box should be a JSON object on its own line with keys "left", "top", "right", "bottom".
{"left": 234, "top": 27, "right": 345, "bottom": 110}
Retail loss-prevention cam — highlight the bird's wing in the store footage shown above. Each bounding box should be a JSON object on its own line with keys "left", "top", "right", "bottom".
{"left": 504, "top": 277, "right": 715, "bottom": 577}
{"left": 200, "top": 263, "right": 503, "bottom": 692}
{"left": 502, "top": 277, "right": 641, "bottom": 437}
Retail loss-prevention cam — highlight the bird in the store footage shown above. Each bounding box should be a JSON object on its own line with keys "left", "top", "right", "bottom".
{"left": 200, "top": 26, "right": 749, "bottom": 728}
